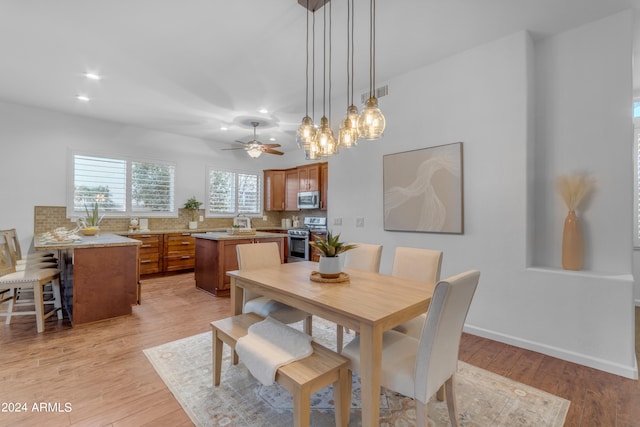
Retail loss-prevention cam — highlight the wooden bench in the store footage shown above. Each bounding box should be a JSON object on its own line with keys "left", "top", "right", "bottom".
{"left": 211, "top": 313, "right": 351, "bottom": 427}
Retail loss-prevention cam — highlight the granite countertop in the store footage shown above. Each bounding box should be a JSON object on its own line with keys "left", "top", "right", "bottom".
{"left": 192, "top": 231, "right": 287, "bottom": 241}
{"left": 119, "top": 227, "right": 289, "bottom": 235}
{"left": 35, "top": 232, "right": 142, "bottom": 250}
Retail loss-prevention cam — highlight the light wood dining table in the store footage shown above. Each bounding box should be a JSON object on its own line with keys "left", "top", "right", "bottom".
{"left": 227, "top": 260, "right": 435, "bottom": 427}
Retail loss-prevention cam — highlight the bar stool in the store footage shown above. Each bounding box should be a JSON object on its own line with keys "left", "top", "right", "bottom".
{"left": 0, "top": 235, "right": 62, "bottom": 333}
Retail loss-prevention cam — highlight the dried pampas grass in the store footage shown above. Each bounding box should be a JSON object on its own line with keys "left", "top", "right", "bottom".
{"left": 556, "top": 174, "right": 595, "bottom": 211}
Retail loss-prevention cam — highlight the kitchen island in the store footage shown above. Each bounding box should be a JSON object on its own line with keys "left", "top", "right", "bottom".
{"left": 193, "top": 231, "right": 285, "bottom": 296}
{"left": 35, "top": 233, "right": 141, "bottom": 325}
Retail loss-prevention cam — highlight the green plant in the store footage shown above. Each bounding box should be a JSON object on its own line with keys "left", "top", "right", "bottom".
{"left": 183, "top": 196, "right": 203, "bottom": 221}
{"left": 309, "top": 231, "right": 357, "bottom": 257}
{"left": 83, "top": 202, "right": 104, "bottom": 227}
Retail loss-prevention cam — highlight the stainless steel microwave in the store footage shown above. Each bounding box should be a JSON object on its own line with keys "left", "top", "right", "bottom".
{"left": 297, "top": 191, "right": 320, "bottom": 209}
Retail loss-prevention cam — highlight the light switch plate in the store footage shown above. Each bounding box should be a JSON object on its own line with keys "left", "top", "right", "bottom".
{"left": 356, "top": 217, "right": 365, "bottom": 227}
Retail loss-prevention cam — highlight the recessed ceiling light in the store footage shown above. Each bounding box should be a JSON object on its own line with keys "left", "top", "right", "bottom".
{"left": 259, "top": 108, "right": 268, "bottom": 114}
{"left": 269, "top": 137, "right": 276, "bottom": 141}
{"left": 84, "top": 72, "right": 101, "bottom": 81}
{"left": 76, "top": 94, "right": 90, "bottom": 102}
{"left": 220, "top": 126, "right": 228, "bottom": 131}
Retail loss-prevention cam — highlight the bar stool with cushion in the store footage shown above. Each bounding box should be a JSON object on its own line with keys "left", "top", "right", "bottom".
{"left": 341, "top": 270, "right": 480, "bottom": 427}
{"left": 0, "top": 235, "right": 63, "bottom": 333}
{"left": 391, "top": 246, "right": 443, "bottom": 339}
{"left": 336, "top": 243, "right": 383, "bottom": 352}
{"left": 236, "top": 242, "right": 312, "bottom": 335}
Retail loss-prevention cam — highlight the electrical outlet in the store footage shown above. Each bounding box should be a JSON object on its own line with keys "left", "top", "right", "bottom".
{"left": 263, "top": 216, "right": 268, "bottom": 221}
{"left": 334, "top": 217, "right": 342, "bottom": 225}
{"left": 356, "top": 217, "right": 365, "bottom": 227}
{"left": 199, "top": 215, "right": 204, "bottom": 222}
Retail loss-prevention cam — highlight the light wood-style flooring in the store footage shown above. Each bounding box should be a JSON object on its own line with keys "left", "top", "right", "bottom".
{"left": 0, "top": 273, "right": 638, "bottom": 426}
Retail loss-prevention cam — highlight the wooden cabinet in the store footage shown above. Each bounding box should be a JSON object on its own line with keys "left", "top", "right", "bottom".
{"left": 320, "top": 162, "right": 328, "bottom": 211}
{"left": 195, "top": 235, "right": 285, "bottom": 296}
{"left": 309, "top": 231, "right": 327, "bottom": 262}
{"left": 163, "top": 232, "right": 195, "bottom": 272}
{"left": 298, "top": 164, "right": 320, "bottom": 192}
{"left": 264, "top": 170, "right": 286, "bottom": 211}
{"left": 285, "top": 168, "right": 299, "bottom": 211}
{"left": 127, "top": 234, "right": 163, "bottom": 275}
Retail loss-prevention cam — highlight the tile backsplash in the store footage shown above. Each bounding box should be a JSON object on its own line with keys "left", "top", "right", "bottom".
{"left": 33, "top": 206, "right": 322, "bottom": 234}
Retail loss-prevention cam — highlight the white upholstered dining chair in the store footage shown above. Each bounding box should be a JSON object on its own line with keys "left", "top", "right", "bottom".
{"left": 391, "top": 246, "right": 443, "bottom": 339}
{"left": 341, "top": 270, "right": 480, "bottom": 427}
{"left": 336, "top": 243, "right": 383, "bottom": 351}
{"left": 236, "top": 242, "right": 312, "bottom": 334}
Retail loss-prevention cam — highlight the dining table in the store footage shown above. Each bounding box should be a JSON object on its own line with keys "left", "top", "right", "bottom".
{"left": 227, "top": 260, "right": 435, "bottom": 427}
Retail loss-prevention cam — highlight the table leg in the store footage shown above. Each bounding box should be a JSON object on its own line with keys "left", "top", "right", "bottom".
{"left": 230, "top": 277, "right": 243, "bottom": 316}
{"left": 359, "top": 322, "right": 383, "bottom": 427}
{"left": 212, "top": 328, "right": 223, "bottom": 386}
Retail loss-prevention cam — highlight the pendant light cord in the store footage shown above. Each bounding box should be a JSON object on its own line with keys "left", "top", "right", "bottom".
{"left": 350, "top": 0, "right": 355, "bottom": 106}
{"left": 305, "top": 0, "right": 309, "bottom": 117}
{"left": 312, "top": 11, "right": 316, "bottom": 121}
{"left": 328, "top": 0, "right": 332, "bottom": 121}
{"left": 369, "top": 0, "right": 375, "bottom": 97}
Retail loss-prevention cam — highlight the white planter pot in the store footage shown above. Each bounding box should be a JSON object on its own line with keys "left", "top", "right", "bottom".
{"left": 188, "top": 221, "right": 198, "bottom": 230}
{"left": 318, "top": 256, "right": 341, "bottom": 278}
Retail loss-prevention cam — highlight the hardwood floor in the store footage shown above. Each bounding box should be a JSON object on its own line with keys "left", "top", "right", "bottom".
{"left": 0, "top": 273, "right": 638, "bottom": 426}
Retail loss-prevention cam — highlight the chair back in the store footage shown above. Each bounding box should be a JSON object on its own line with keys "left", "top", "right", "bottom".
{"left": 391, "top": 247, "right": 443, "bottom": 283}
{"left": 236, "top": 242, "right": 282, "bottom": 302}
{"left": 343, "top": 243, "right": 382, "bottom": 272}
{"left": 0, "top": 234, "right": 17, "bottom": 276}
{"left": 0, "top": 228, "right": 23, "bottom": 261}
{"left": 414, "top": 270, "right": 480, "bottom": 402}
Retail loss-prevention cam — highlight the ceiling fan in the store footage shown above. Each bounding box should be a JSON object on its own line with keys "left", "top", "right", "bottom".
{"left": 223, "top": 121, "right": 284, "bottom": 158}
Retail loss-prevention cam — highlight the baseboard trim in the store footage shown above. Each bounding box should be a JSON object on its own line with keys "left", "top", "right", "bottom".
{"left": 463, "top": 324, "right": 638, "bottom": 380}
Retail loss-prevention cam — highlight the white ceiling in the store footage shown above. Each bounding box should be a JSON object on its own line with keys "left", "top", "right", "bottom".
{"left": 1, "top": 0, "right": 639, "bottom": 153}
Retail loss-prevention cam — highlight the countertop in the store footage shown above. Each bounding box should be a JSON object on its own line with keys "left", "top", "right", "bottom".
{"left": 192, "top": 231, "right": 286, "bottom": 241}
{"left": 35, "top": 232, "right": 142, "bottom": 250}
{"left": 120, "top": 227, "right": 289, "bottom": 235}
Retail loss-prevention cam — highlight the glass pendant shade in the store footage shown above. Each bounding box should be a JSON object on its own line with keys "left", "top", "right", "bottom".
{"left": 296, "top": 115, "right": 316, "bottom": 149}
{"left": 314, "top": 116, "right": 338, "bottom": 156}
{"left": 338, "top": 117, "right": 357, "bottom": 148}
{"left": 357, "top": 96, "right": 385, "bottom": 140}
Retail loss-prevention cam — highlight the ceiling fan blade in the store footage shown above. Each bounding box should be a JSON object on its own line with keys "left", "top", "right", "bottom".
{"left": 221, "top": 147, "right": 247, "bottom": 151}
{"left": 263, "top": 148, "right": 284, "bottom": 156}
{"left": 234, "top": 140, "right": 251, "bottom": 145}
{"left": 262, "top": 143, "right": 281, "bottom": 149}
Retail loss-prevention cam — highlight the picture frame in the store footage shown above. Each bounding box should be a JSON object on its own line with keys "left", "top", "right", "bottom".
{"left": 383, "top": 142, "right": 464, "bottom": 234}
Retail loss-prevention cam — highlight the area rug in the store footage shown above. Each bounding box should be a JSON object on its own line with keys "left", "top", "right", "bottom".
{"left": 144, "top": 319, "right": 570, "bottom": 426}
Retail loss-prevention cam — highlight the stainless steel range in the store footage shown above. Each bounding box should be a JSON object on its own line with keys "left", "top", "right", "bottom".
{"left": 287, "top": 217, "right": 327, "bottom": 262}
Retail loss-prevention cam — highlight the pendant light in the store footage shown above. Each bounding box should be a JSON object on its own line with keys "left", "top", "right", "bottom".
{"left": 296, "top": 0, "right": 316, "bottom": 150}
{"left": 357, "top": 0, "right": 385, "bottom": 140}
{"left": 338, "top": 0, "right": 358, "bottom": 148}
{"left": 312, "top": 0, "right": 337, "bottom": 157}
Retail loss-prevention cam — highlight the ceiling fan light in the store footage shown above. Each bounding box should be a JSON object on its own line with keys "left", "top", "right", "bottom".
{"left": 357, "top": 96, "right": 385, "bottom": 140}
{"left": 296, "top": 115, "right": 316, "bottom": 149}
{"left": 247, "top": 143, "right": 262, "bottom": 158}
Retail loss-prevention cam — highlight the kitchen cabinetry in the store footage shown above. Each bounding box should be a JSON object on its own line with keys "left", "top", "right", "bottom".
{"left": 194, "top": 232, "right": 285, "bottom": 296}
{"left": 320, "top": 162, "right": 328, "bottom": 211}
{"left": 298, "top": 164, "right": 320, "bottom": 192}
{"left": 309, "top": 230, "right": 327, "bottom": 262}
{"left": 285, "top": 168, "right": 299, "bottom": 211}
{"left": 264, "top": 169, "right": 286, "bottom": 211}
{"left": 127, "top": 234, "right": 163, "bottom": 274}
{"left": 163, "top": 232, "right": 195, "bottom": 272}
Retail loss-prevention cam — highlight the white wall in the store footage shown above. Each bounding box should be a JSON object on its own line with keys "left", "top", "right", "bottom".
{"left": 329, "top": 12, "right": 637, "bottom": 378}
{"left": 0, "top": 100, "right": 293, "bottom": 253}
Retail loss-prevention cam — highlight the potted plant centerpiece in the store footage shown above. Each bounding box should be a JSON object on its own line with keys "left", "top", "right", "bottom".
{"left": 310, "top": 232, "right": 357, "bottom": 278}
{"left": 80, "top": 201, "right": 104, "bottom": 236}
{"left": 184, "top": 196, "right": 203, "bottom": 230}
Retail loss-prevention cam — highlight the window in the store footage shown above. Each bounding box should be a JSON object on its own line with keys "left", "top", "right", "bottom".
{"left": 69, "top": 153, "right": 176, "bottom": 217}
{"left": 207, "top": 167, "right": 261, "bottom": 216}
